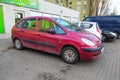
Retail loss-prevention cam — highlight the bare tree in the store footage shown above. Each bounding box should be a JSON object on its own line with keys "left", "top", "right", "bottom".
{"left": 89, "top": 0, "right": 112, "bottom": 16}
{"left": 110, "top": 7, "right": 117, "bottom": 15}
{"left": 99, "top": 0, "right": 111, "bottom": 15}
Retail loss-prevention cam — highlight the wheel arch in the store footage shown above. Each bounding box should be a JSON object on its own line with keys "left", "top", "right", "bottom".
{"left": 13, "top": 37, "right": 20, "bottom": 43}
{"left": 60, "top": 44, "right": 80, "bottom": 58}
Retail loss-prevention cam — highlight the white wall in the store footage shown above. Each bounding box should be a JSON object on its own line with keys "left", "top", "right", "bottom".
{"left": 0, "top": 0, "right": 79, "bottom": 34}
{"left": 0, "top": 3, "right": 30, "bottom": 34}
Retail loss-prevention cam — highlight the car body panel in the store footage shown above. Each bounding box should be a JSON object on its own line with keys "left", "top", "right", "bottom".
{"left": 11, "top": 16, "right": 104, "bottom": 60}
{"left": 83, "top": 16, "right": 120, "bottom": 38}
{"left": 75, "top": 22, "right": 102, "bottom": 39}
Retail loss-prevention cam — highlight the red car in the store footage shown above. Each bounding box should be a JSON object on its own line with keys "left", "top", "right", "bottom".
{"left": 11, "top": 16, "right": 104, "bottom": 64}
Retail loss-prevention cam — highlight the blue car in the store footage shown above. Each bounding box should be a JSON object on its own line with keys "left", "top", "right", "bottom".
{"left": 83, "top": 16, "right": 120, "bottom": 38}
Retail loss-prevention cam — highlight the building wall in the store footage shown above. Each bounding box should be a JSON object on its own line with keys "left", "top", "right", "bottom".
{"left": 39, "top": 0, "right": 79, "bottom": 19}
{"left": 0, "top": 0, "right": 79, "bottom": 34}
{"left": 45, "top": 0, "right": 77, "bottom": 10}
{"left": 77, "top": 0, "right": 89, "bottom": 21}
{"left": 44, "top": 0, "right": 90, "bottom": 21}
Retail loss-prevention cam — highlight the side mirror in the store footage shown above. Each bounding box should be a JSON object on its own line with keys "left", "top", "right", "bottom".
{"left": 47, "top": 28, "right": 56, "bottom": 34}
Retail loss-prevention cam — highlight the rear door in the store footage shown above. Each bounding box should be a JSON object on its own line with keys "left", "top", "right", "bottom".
{"left": 16, "top": 18, "right": 37, "bottom": 49}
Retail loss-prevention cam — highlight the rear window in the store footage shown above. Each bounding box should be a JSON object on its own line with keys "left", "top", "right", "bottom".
{"left": 74, "top": 22, "right": 79, "bottom": 26}
{"left": 80, "top": 23, "right": 93, "bottom": 29}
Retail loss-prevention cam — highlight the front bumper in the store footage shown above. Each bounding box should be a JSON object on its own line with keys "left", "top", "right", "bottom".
{"left": 105, "top": 34, "right": 117, "bottom": 39}
{"left": 82, "top": 45, "right": 104, "bottom": 52}
{"left": 80, "top": 45, "right": 104, "bottom": 60}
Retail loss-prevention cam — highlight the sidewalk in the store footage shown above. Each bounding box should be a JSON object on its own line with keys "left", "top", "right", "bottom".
{"left": 0, "top": 34, "right": 11, "bottom": 39}
{"left": 0, "top": 34, "right": 13, "bottom": 51}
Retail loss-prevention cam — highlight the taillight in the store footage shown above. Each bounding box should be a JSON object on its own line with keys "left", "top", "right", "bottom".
{"left": 96, "top": 26, "right": 101, "bottom": 34}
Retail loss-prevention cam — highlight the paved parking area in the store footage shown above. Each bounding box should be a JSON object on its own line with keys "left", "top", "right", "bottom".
{"left": 0, "top": 39, "right": 120, "bottom": 80}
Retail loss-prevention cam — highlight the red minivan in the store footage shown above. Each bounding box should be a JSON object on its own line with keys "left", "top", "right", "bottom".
{"left": 11, "top": 16, "right": 104, "bottom": 64}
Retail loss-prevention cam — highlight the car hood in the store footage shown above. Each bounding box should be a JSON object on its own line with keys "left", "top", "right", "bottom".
{"left": 73, "top": 30, "right": 100, "bottom": 42}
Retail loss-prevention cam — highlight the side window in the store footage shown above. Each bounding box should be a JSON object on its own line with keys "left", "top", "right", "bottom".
{"left": 54, "top": 25, "right": 65, "bottom": 34}
{"left": 83, "top": 17, "right": 95, "bottom": 22}
{"left": 38, "top": 19, "right": 52, "bottom": 32}
{"left": 83, "top": 18, "right": 90, "bottom": 21}
{"left": 38, "top": 19, "right": 65, "bottom": 34}
{"left": 17, "top": 19, "right": 36, "bottom": 31}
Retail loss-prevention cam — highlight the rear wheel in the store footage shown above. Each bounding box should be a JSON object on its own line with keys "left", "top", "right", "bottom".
{"left": 61, "top": 47, "right": 79, "bottom": 64}
{"left": 14, "top": 39, "right": 23, "bottom": 50}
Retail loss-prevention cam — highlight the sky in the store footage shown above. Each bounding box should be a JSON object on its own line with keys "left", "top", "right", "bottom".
{"left": 111, "top": 0, "right": 120, "bottom": 15}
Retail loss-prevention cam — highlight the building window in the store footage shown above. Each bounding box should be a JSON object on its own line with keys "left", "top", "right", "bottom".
{"left": 77, "top": 6, "right": 80, "bottom": 11}
{"left": 83, "top": 5, "right": 86, "bottom": 10}
{"left": 60, "top": 0, "right": 63, "bottom": 3}
{"left": 14, "top": 12, "right": 24, "bottom": 23}
{"left": 70, "top": 2, "right": 72, "bottom": 5}
{"left": 55, "top": 0, "right": 58, "bottom": 4}
{"left": 69, "top": 6, "right": 72, "bottom": 8}
{"left": 83, "top": 14, "right": 86, "bottom": 18}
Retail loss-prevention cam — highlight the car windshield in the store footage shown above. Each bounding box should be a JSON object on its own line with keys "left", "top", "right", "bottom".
{"left": 53, "top": 18, "right": 81, "bottom": 32}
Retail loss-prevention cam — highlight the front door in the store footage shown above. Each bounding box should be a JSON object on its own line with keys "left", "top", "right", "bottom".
{"left": 36, "top": 18, "right": 66, "bottom": 54}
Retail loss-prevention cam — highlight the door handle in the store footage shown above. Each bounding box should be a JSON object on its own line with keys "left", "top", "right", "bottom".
{"left": 36, "top": 34, "right": 40, "bottom": 36}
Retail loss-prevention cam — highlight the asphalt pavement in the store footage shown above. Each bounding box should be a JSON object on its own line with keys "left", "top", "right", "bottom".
{"left": 0, "top": 34, "right": 120, "bottom": 80}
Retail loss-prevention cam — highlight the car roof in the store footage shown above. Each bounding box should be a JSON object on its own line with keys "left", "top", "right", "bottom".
{"left": 85, "top": 15, "right": 120, "bottom": 18}
{"left": 23, "top": 16, "right": 58, "bottom": 20}
{"left": 81, "top": 21, "right": 97, "bottom": 24}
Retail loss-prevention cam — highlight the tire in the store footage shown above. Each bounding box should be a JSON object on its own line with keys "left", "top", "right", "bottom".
{"left": 116, "top": 33, "right": 120, "bottom": 39}
{"left": 14, "top": 39, "right": 23, "bottom": 50}
{"left": 61, "top": 47, "right": 79, "bottom": 64}
{"left": 101, "top": 34, "right": 107, "bottom": 42}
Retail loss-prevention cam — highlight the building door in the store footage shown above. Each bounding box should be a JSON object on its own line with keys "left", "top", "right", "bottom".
{"left": 14, "top": 11, "right": 24, "bottom": 23}
{"left": 0, "top": 6, "right": 4, "bottom": 33}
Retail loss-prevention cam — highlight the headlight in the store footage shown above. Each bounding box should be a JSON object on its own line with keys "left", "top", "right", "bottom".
{"left": 110, "top": 32, "right": 116, "bottom": 36}
{"left": 81, "top": 38, "right": 95, "bottom": 46}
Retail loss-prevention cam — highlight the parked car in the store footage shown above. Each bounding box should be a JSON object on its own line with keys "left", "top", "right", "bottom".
{"left": 11, "top": 16, "right": 104, "bottom": 64}
{"left": 83, "top": 16, "right": 120, "bottom": 38}
{"left": 74, "top": 22, "right": 102, "bottom": 39}
{"left": 102, "top": 30, "right": 117, "bottom": 41}
{"left": 74, "top": 21, "right": 117, "bottom": 42}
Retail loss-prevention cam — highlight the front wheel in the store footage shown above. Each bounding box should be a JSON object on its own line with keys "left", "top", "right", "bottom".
{"left": 116, "top": 33, "right": 120, "bottom": 39}
{"left": 101, "top": 34, "right": 107, "bottom": 42}
{"left": 61, "top": 47, "right": 79, "bottom": 64}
